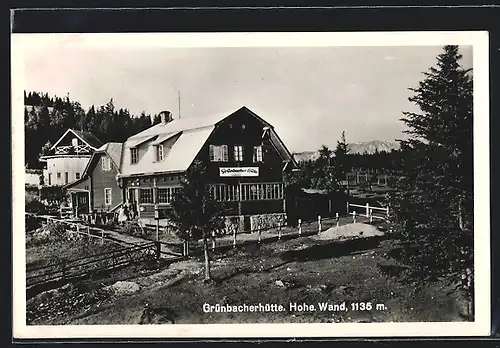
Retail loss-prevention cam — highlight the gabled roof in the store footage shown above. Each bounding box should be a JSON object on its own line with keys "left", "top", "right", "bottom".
{"left": 118, "top": 106, "right": 297, "bottom": 177}
{"left": 50, "top": 128, "right": 103, "bottom": 151}
{"left": 63, "top": 142, "right": 123, "bottom": 190}
{"left": 96, "top": 142, "right": 123, "bottom": 173}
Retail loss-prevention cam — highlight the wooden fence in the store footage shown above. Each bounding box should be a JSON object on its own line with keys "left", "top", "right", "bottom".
{"left": 346, "top": 202, "right": 389, "bottom": 222}
{"left": 26, "top": 242, "right": 157, "bottom": 289}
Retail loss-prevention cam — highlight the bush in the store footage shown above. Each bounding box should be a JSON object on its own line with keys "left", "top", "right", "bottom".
{"left": 25, "top": 215, "right": 43, "bottom": 232}
{"left": 26, "top": 200, "right": 47, "bottom": 214}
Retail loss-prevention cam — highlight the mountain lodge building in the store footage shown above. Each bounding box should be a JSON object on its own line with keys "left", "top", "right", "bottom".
{"left": 117, "top": 106, "right": 299, "bottom": 231}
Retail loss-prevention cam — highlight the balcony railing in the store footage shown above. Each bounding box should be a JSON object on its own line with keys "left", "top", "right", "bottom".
{"left": 54, "top": 144, "right": 93, "bottom": 155}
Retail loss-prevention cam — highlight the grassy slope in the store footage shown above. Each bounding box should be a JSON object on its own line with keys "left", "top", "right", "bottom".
{"left": 40, "top": 235, "right": 465, "bottom": 325}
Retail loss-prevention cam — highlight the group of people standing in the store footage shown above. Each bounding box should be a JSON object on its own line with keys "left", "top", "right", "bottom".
{"left": 117, "top": 202, "right": 138, "bottom": 224}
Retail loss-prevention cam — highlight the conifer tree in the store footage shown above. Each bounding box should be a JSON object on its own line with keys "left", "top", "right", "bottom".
{"left": 389, "top": 45, "right": 474, "bottom": 317}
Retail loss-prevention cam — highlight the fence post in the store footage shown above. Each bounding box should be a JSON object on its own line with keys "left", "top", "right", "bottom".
{"left": 156, "top": 242, "right": 161, "bottom": 261}
{"left": 101, "top": 229, "right": 104, "bottom": 245}
{"left": 61, "top": 261, "right": 66, "bottom": 281}
{"left": 233, "top": 228, "right": 237, "bottom": 248}
{"left": 369, "top": 209, "right": 373, "bottom": 223}
{"left": 298, "top": 219, "right": 302, "bottom": 236}
{"left": 278, "top": 225, "right": 282, "bottom": 240}
{"left": 386, "top": 206, "right": 390, "bottom": 218}
{"left": 352, "top": 211, "right": 357, "bottom": 223}
{"left": 258, "top": 228, "right": 262, "bottom": 243}
{"left": 87, "top": 226, "right": 90, "bottom": 241}
{"left": 365, "top": 203, "right": 370, "bottom": 218}
{"left": 336, "top": 212, "right": 339, "bottom": 227}
{"left": 346, "top": 202, "right": 350, "bottom": 215}
{"left": 318, "top": 215, "right": 321, "bottom": 233}
{"left": 212, "top": 230, "right": 216, "bottom": 251}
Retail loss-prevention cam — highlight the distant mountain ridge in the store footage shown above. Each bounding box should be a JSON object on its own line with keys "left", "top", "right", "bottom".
{"left": 292, "top": 140, "right": 400, "bottom": 162}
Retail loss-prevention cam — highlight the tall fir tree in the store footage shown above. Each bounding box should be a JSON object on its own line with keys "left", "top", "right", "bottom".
{"left": 334, "top": 131, "right": 350, "bottom": 191}
{"left": 389, "top": 45, "right": 474, "bottom": 316}
{"left": 167, "top": 161, "right": 227, "bottom": 282}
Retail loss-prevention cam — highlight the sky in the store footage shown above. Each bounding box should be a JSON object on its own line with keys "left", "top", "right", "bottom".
{"left": 19, "top": 38, "right": 473, "bottom": 152}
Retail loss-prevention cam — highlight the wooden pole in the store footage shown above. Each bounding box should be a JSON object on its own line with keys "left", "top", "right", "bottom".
{"left": 101, "top": 229, "right": 104, "bottom": 245}
{"left": 336, "top": 212, "right": 339, "bottom": 227}
{"left": 258, "top": 228, "right": 261, "bottom": 243}
{"left": 369, "top": 208, "right": 373, "bottom": 223}
{"left": 318, "top": 215, "right": 321, "bottom": 233}
{"left": 298, "top": 219, "right": 302, "bottom": 236}
{"left": 233, "top": 227, "right": 236, "bottom": 248}
{"left": 365, "top": 203, "right": 370, "bottom": 218}
{"left": 346, "top": 201, "right": 350, "bottom": 215}
{"left": 352, "top": 211, "right": 357, "bottom": 224}
{"left": 212, "top": 230, "right": 216, "bottom": 250}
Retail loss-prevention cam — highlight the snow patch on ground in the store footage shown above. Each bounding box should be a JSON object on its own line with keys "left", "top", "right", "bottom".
{"left": 312, "top": 223, "right": 384, "bottom": 241}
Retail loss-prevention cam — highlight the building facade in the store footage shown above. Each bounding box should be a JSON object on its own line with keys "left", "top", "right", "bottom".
{"left": 117, "top": 107, "right": 298, "bottom": 232}
{"left": 40, "top": 129, "right": 103, "bottom": 187}
{"left": 64, "top": 142, "right": 123, "bottom": 216}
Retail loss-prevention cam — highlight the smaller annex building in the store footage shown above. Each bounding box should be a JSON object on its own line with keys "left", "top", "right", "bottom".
{"left": 117, "top": 106, "right": 299, "bottom": 232}
{"left": 40, "top": 128, "right": 103, "bottom": 187}
{"left": 63, "top": 142, "right": 123, "bottom": 216}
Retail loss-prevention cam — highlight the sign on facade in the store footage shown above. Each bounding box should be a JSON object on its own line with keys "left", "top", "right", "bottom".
{"left": 219, "top": 167, "right": 259, "bottom": 177}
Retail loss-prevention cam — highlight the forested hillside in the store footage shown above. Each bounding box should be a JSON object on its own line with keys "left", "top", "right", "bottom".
{"left": 24, "top": 91, "right": 166, "bottom": 169}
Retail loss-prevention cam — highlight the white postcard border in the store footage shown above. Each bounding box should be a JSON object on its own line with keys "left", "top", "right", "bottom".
{"left": 12, "top": 31, "right": 491, "bottom": 339}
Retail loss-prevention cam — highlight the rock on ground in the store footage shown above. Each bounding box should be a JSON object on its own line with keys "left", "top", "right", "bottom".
{"left": 313, "top": 223, "right": 384, "bottom": 241}
{"left": 108, "top": 281, "right": 141, "bottom": 295}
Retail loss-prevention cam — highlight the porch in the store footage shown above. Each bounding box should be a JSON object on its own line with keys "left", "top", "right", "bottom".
{"left": 67, "top": 189, "right": 91, "bottom": 217}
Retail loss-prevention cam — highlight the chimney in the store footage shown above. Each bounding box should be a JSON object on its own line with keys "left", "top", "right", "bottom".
{"left": 159, "top": 111, "right": 173, "bottom": 125}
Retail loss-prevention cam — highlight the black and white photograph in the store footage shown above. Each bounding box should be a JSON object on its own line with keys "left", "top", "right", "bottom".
{"left": 12, "top": 31, "right": 490, "bottom": 338}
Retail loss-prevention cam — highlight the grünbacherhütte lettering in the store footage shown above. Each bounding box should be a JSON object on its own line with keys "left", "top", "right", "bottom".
{"left": 220, "top": 168, "right": 258, "bottom": 174}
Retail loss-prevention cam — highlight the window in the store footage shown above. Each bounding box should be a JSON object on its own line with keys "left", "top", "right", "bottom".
{"left": 156, "top": 187, "right": 181, "bottom": 204}
{"left": 208, "top": 184, "right": 239, "bottom": 201}
{"left": 48, "top": 173, "right": 52, "bottom": 186}
{"left": 240, "top": 183, "right": 284, "bottom": 201}
{"left": 64, "top": 172, "right": 69, "bottom": 184}
{"left": 253, "top": 145, "right": 263, "bottom": 162}
{"left": 75, "top": 172, "right": 81, "bottom": 180}
{"left": 101, "top": 156, "right": 111, "bottom": 171}
{"left": 57, "top": 172, "right": 61, "bottom": 179}
{"left": 156, "top": 144, "right": 164, "bottom": 161}
{"left": 139, "top": 188, "right": 153, "bottom": 204}
{"left": 209, "top": 145, "right": 228, "bottom": 162}
{"left": 104, "top": 188, "right": 112, "bottom": 205}
{"left": 130, "top": 148, "right": 139, "bottom": 164}
{"left": 233, "top": 145, "right": 243, "bottom": 162}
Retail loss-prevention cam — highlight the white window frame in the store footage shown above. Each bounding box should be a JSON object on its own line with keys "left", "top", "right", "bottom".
{"left": 253, "top": 145, "right": 263, "bottom": 162}
{"left": 240, "top": 183, "right": 284, "bottom": 201}
{"left": 157, "top": 144, "right": 164, "bottom": 161}
{"left": 104, "top": 188, "right": 112, "bottom": 206}
{"left": 208, "top": 184, "right": 239, "bottom": 202}
{"left": 130, "top": 148, "right": 139, "bottom": 164}
{"left": 101, "top": 156, "right": 112, "bottom": 171}
{"left": 139, "top": 188, "right": 154, "bottom": 204}
{"left": 156, "top": 186, "right": 181, "bottom": 204}
{"left": 233, "top": 145, "right": 243, "bottom": 162}
{"left": 209, "top": 145, "right": 229, "bottom": 162}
